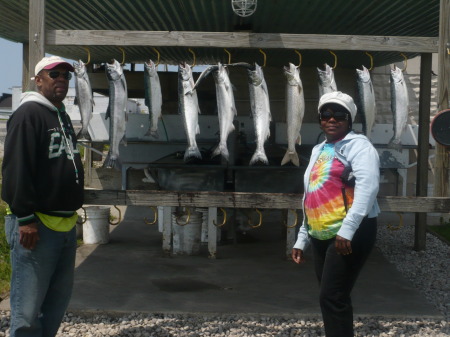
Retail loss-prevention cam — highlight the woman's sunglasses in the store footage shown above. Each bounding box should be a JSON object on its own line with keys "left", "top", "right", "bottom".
{"left": 47, "top": 71, "right": 72, "bottom": 80}
{"left": 319, "top": 110, "right": 349, "bottom": 121}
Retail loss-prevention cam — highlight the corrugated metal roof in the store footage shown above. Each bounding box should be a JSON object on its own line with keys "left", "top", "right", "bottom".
{"left": 0, "top": 0, "right": 441, "bottom": 68}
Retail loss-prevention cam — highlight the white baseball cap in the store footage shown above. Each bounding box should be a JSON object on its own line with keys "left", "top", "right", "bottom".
{"left": 32, "top": 56, "right": 74, "bottom": 79}
{"left": 318, "top": 91, "right": 357, "bottom": 122}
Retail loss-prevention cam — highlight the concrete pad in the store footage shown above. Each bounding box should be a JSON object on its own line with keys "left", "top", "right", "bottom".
{"left": 0, "top": 211, "right": 441, "bottom": 319}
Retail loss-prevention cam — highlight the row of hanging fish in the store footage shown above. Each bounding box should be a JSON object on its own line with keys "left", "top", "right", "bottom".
{"left": 73, "top": 58, "right": 410, "bottom": 170}
{"left": 320, "top": 62, "right": 409, "bottom": 151}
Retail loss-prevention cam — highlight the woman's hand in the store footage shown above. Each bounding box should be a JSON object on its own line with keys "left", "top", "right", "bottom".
{"left": 292, "top": 248, "right": 306, "bottom": 264}
{"left": 335, "top": 235, "right": 352, "bottom": 255}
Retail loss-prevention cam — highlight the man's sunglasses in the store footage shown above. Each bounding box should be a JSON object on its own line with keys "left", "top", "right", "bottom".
{"left": 319, "top": 110, "right": 349, "bottom": 121}
{"left": 47, "top": 71, "right": 72, "bottom": 80}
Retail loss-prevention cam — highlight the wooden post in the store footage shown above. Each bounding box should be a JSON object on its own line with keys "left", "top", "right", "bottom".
{"left": 414, "top": 53, "right": 432, "bottom": 251}
{"left": 207, "top": 207, "right": 218, "bottom": 259}
{"left": 434, "top": 0, "right": 450, "bottom": 197}
{"left": 22, "top": 42, "right": 30, "bottom": 91}
{"left": 28, "top": 0, "right": 46, "bottom": 91}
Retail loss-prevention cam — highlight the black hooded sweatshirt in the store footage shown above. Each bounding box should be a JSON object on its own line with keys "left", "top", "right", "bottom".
{"left": 1, "top": 92, "right": 84, "bottom": 226}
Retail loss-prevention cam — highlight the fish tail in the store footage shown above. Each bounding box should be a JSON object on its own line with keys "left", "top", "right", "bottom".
{"left": 249, "top": 150, "right": 269, "bottom": 166}
{"left": 103, "top": 152, "right": 122, "bottom": 171}
{"left": 387, "top": 137, "right": 402, "bottom": 151}
{"left": 144, "top": 127, "right": 159, "bottom": 138}
{"left": 281, "top": 151, "right": 300, "bottom": 167}
{"left": 212, "top": 143, "right": 229, "bottom": 161}
{"left": 184, "top": 146, "right": 202, "bottom": 161}
{"left": 76, "top": 128, "right": 90, "bottom": 140}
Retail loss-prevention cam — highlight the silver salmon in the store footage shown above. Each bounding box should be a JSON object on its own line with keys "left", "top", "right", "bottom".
{"left": 178, "top": 62, "right": 202, "bottom": 161}
{"left": 356, "top": 65, "right": 377, "bottom": 138}
{"left": 211, "top": 63, "right": 237, "bottom": 161}
{"left": 281, "top": 63, "right": 304, "bottom": 166}
{"left": 388, "top": 65, "right": 409, "bottom": 149}
{"left": 143, "top": 59, "right": 162, "bottom": 138}
{"left": 73, "top": 60, "right": 94, "bottom": 139}
{"left": 317, "top": 63, "right": 337, "bottom": 98}
{"left": 104, "top": 59, "right": 128, "bottom": 170}
{"left": 247, "top": 63, "right": 271, "bottom": 165}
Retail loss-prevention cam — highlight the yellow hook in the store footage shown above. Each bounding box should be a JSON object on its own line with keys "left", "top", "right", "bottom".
{"left": 365, "top": 52, "right": 374, "bottom": 71}
{"left": 284, "top": 209, "right": 298, "bottom": 228}
{"left": 400, "top": 53, "right": 408, "bottom": 72}
{"left": 188, "top": 48, "right": 196, "bottom": 68}
{"left": 176, "top": 208, "right": 191, "bottom": 226}
{"left": 329, "top": 51, "right": 337, "bottom": 69}
{"left": 118, "top": 47, "right": 126, "bottom": 65}
{"left": 79, "top": 207, "right": 87, "bottom": 224}
{"left": 152, "top": 47, "right": 160, "bottom": 67}
{"left": 213, "top": 208, "right": 227, "bottom": 227}
{"left": 144, "top": 206, "right": 158, "bottom": 225}
{"left": 259, "top": 49, "right": 267, "bottom": 67}
{"left": 109, "top": 205, "right": 121, "bottom": 225}
{"left": 294, "top": 50, "right": 302, "bottom": 68}
{"left": 387, "top": 212, "right": 404, "bottom": 230}
{"left": 248, "top": 208, "right": 263, "bottom": 229}
{"left": 82, "top": 47, "right": 91, "bottom": 66}
{"left": 224, "top": 48, "right": 232, "bottom": 65}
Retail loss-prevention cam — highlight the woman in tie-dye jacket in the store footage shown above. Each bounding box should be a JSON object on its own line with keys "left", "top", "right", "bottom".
{"left": 292, "top": 91, "right": 380, "bottom": 337}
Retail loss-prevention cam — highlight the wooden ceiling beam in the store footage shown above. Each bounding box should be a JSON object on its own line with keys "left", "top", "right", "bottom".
{"left": 46, "top": 30, "right": 439, "bottom": 53}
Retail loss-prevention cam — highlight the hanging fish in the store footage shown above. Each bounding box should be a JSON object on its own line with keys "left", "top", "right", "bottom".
{"left": 104, "top": 59, "right": 128, "bottom": 170}
{"left": 211, "top": 63, "right": 237, "bottom": 161}
{"left": 247, "top": 63, "right": 271, "bottom": 165}
{"left": 178, "top": 62, "right": 202, "bottom": 161}
{"left": 281, "top": 63, "right": 304, "bottom": 166}
{"left": 73, "top": 60, "right": 94, "bottom": 139}
{"left": 317, "top": 63, "right": 337, "bottom": 98}
{"left": 388, "top": 65, "right": 409, "bottom": 149}
{"left": 356, "top": 65, "right": 377, "bottom": 138}
{"left": 143, "top": 59, "right": 162, "bottom": 138}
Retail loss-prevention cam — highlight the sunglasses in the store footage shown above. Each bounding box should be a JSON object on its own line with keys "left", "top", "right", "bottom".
{"left": 47, "top": 71, "right": 72, "bottom": 80}
{"left": 319, "top": 111, "right": 349, "bottom": 121}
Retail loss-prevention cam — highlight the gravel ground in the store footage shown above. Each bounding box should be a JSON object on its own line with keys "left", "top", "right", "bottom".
{"left": 0, "top": 223, "right": 448, "bottom": 336}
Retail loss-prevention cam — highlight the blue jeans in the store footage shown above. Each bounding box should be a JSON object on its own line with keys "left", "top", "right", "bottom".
{"left": 5, "top": 215, "right": 77, "bottom": 337}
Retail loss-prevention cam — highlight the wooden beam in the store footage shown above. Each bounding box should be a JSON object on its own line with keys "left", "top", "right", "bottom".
{"left": 414, "top": 53, "right": 433, "bottom": 251}
{"left": 46, "top": 30, "right": 439, "bottom": 53}
{"left": 83, "top": 189, "right": 450, "bottom": 213}
{"left": 434, "top": 0, "right": 450, "bottom": 197}
{"left": 28, "top": 0, "right": 46, "bottom": 91}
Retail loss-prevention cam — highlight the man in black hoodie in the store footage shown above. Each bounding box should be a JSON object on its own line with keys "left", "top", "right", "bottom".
{"left": 2, "top": 56, "right": 84, "bottom": 337}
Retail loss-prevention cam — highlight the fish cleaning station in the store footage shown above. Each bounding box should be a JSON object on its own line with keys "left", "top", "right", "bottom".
{"left": 1, "top": 0, "right": 450, "bottom": 261}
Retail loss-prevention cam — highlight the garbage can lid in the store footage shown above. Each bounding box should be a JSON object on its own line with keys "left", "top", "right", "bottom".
{"left": 431, "top": 109, "right": 450, "bottom": 146}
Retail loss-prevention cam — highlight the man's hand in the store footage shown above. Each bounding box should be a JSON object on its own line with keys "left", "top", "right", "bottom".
{"left": 292, "top": 248, "right": 306, "bottom": 264}
{"left": 335, "top": 235, "right": 352, "bottom": 255}
{"left": 19, "top": 223, "right": 39, "bottom": 250}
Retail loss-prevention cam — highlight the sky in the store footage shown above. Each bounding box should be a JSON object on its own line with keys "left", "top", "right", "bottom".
{"left": 0, "top": 38, "right": 23, "bottom": 94}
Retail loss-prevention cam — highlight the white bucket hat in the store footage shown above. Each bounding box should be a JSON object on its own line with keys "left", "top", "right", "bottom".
{"left": 318, "top": 91, "right": 357, "bottom": 122}
{"left": 32, "top": 56, "right": 74, "bottom": 79}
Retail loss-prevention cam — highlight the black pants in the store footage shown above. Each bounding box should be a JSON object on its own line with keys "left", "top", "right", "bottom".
{"left": 311, "top": 217, "right": 377, "bottom": 337}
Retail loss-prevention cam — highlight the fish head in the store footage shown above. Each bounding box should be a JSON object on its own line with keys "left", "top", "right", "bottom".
{"left": 356, "top": 65, "right": 371, "bottom": 83}
{"left": 105, "top": 59, "right": 123, "bottom": 81}
{"left": 73, "top": 60, "right": 86, "bottom": 77}
{"left": 283, "top": 62, "right": 299, "bottom": 82}
{"left": 213, "top": 62, "right": 227, "bottom": 83}
{"left": 178, "top": 62, "right": 192, "bottom": 81}
{"left": 144, "top": 59, "right": 157, "bottom": 76}
{"left": 248, "top": 63, "right": 263, "bottom": 86}
{"left": 317, "top": 63, "right": 333, "bottom": 86}
{"left": 390, "top": 65, "right": 404, "bottom": 83}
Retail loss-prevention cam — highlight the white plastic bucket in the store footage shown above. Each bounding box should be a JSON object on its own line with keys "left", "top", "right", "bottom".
{"left": 172, "top": 211, "right": 202, "bottom": 255}
{"left": 83, "top": 206, "right": 111, "bottom": 244}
